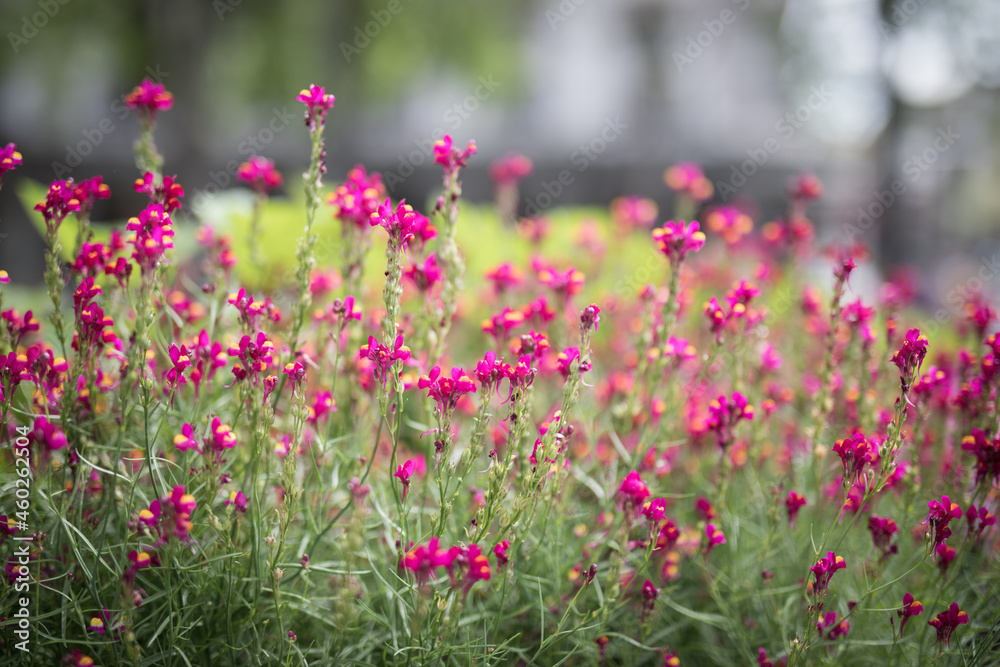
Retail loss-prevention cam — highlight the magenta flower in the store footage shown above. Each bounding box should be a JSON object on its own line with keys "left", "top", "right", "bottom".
{"left": 489, "top": 153, "right": 533, "bottom": 185}
{"left": 484, "top": 262, "right": 524, "bottom": 294}
{"left": 809, "top": 551, "right": 846, "bottom": 598}
{"left": 125, "top": 203, "right": 174, "bottom": 273}
{"left": 72, "top": 175, "right": 111, "bottom": 217}
{"left": 536, "top": 264, "right": 586, "bottom": 303}
{"left": 610, "top": 195, "right": 658, "bottom": 230}
{"left": 296, "top": 84, "right": 335, "bottom": 126}
{"left": 125, "top": 78, "right": 173, "bottom": 119}
{"left": 704, "top": 297, "right": 727, "bottom": 343}
{"left": 867, "top": 515, "right": 898, "bottom": 559}
{"left": 641, "top": 497, "right": 667, "bottom": 525}
{"left": 926, "top": 495, "right": 962, "bottom": 546}
{"left": 816, "top": 612, "right": 850, "bottom": 640}
{"left": 704, "top": 523, "right": 726, "bottom": 557}
{"left": 227, "top": 332, "right": 276, "bottom": 384}
{"left": 891, "top": 328, "right": 928, "bottom": 390}
{"left": 960, "top": 429, "right": 1000, "bottom": 489}
{"left": 652, "top": 220, "right": 706, "bottom": 266}
{"left": 328, "top": 164, "right": 385, "bottom": 230}
{"left": 580, "top": 303, "right": 601, "bottom": 334}
{"left": 399, "top": 537, "right": 457, "bottom": 584}
{"left": 642, "top": 578, "right": 658, "bottom": 614}
{"left": 0, "top": 143, "right": 22, "bottom": 179}
{"left": 481, "top": 307, "right": 526, "bottom": 343}
{"left": 493, "top": 540, "right": 510, "bottom": 568}
{"left": 370, "top": 197, "right": 419, "bottom": 250}
{"left": 173, "top": 423, "right": 200, "bottom": 453}
{"left": 433, "top": 134, "right": 477, "bottom": 176}
{"left": 785, "top": 491, "right": 807, "bottom": 527}
{"left": 403, "top": 253, "right": 442, "bottom": 293}
{"left": 556, "top": 346, "right": 590, "bottom": 379}
{"left": 695, "top": 496, "right": 716, "bottom": 521}
{"left": 224, "top": 490, "right": 248, "bottom": 514}
{"left": 35, "top": 179, "right": 81, "bottom": 233}
{"left": 707, "top": 392, "right": 754, "bottom": 450}
{"left": 897, "top": 593, "right": 923, "bottom": 636}
{"left": 418, "top": 366, "right": 475, "bottom": 415}
{"left": 618, "top": 470, "right": 651, "bottom": 507}
{"left": 359, "top": 334, "right": 411, "bottom": 389}
{"left": 237, "top": 156, "right": 283, "bottom": 194}
{"left": 475, "top": 350, "right": 506, "bottom": 395}
{"left": 394, "top": 459, "right": 415, "bottom": 500}
{"left": 832, "top": 432, "right": 876, "bottom": 488}
{"left": 966, "top": 504, "right": 996, "bottom": 546}
{"left": 935, "top": 542, "right": 957, "bottom": 576}
{"left": 928, "top": 603, "right": 968, "bottom": 647}
{"left": 133, "top": 172, "right": 184, "bottom": 212}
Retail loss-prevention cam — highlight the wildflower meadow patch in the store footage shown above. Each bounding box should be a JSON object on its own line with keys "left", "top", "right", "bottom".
{"left": 0, "top": 80, "right": 998, "bottom": 666}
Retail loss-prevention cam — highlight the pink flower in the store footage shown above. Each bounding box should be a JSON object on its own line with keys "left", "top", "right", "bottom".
{"left": 173, "top": 423, "right": 200, "bottom": 453}
{"left": 785, "top": 491, "right": 807, "bottom": 526}
{"left": 133, "top": 172, "right": 184, "bottom": 212}
{"left": 125, "top": 203, "right": 174, "bottom": 273}
{"left": 927, "top": 602, "right": 968, "bottom": 646}
{"left": 327, "top": 164, "right": 385, "bottom": 230}
{"left": 484, "top": 262, "right": 524, "bottom": 294}
{"left": 536, "top": 264, "right": 585, "bottom": 303}
{"left": 394, "top": 459, "right": 415, "bottom": 500}
{"left": 897, "top": 593, "right": 923, "bottom": 636}
{"left": 489, "top": 153, "right": 533, "bottom": 185}
{"left": 868, "top": 515, "right": 898, "bottom": 559}
{"left": 580, "top": 303, "right": 601, "bottom": 334}
{"left": 224, "top": 490, "right": 248, "bottom": 514}
{"left": 35, "top": 179, "right": 81, "bottom": 233}
{"left": 399, "top": 537, "right": 456, "bottom": 584}
{"left": 891, "top": 328, "right": 928, "bottom": 390}
{"left": 482, "top": 307, "right": 526, "bottom": 343}
{"left": 706, "top": 392, "right": 754, "bottom": 450}
{"left": 926, "top": 495, "right": 962, "bottom": 546}
{"left": 418, "top": 366, "right": 476, "bottom": 415}
{"left": 433, "top": 134, "right": 477, "bottom": 175}
{"left": 369, "top": 198, "right": 419, "bottom": 250}
{"left": 809, "top": 551, "right": 846, "bottom": 598}
{"left": 237, "top": 156, "right": 283, "bottom": 194}
{"left": 359, "top": 334, "right": 411, "bottom": 389}
{"left": 296, "top": 84, "right": 335, "bottom": 125}
{"left": 960, "top": 429, "right": 1000, "bottom": 489}
{"left": 493, "top": 540, "right": 510, "bottom": 568}
{"left": 403, "top": 253, "right": 442, "bottom": 293}
{"left": 704, "top": 523, "right": 726, "bottom": 557}
{"left": 832, "top": 432, "right": 876, "bottom": 488}
{"left": 705, "top": 205, "right": 753, "bottom": 245}
{"left": 0, "top": 143, "right": 22, "bottom": 178}
{"left": 641, "top": 497, "right": 666, "bottom": 524}
{"left": 125, "top": 78, "right": 173, "bottom": 118}
{"left": 72, "top": 176, "right": 111, "bottom": 217}
{"left": 618, "top": 470, "right": 651, "bottom": 507}
{"left": 816, "top": 612, "right": 850, "bottom": 641}
{"left": 695, "top": 497, "right": 716, "bottom": 521}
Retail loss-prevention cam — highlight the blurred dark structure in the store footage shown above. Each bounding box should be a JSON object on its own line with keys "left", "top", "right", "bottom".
{"left": 1, "top": 0, "right": 999, "bottom": 311}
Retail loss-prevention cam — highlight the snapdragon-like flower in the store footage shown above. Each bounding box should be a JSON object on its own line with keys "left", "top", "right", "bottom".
{"left": 965, "top": 504, "right": 996, "bottom": 546}
{"left": 399, "top": 537, "right": 456, "bottom": 584}
{"left": 653, "top": 220, "right": 706, "bottom": 265}
{"left": 133, "top": 172, "right": 184, "bottom": 212}
{"left": 960, "top": 429, "right": 1000, "bottom": 489}
{"left": 418, "top": 366, "right": 476, "bottom": 415}
{"left": 484, "top": 262, "right": 523, "bottom": 294}
{"left": 125, "top": 79, "right": 173, "bottom": 119}
{"left": 173, "top": 423, "right": 200, "bottom": 453}
{"left": 0, "top": 143, "right": 22, "bottom": 181}
{"left": 928, "top": 603, "right": 968, "bottom": 647}
{"left": 809, "top": 551, "right": 846, "bottom": 599}
{"left": 224, "top": 490, "right": 248, "bottom": 514}
{"left": 618, "top": 470, "right": 651, "bottom": 508}
{"left": 897, "top": 593, "right": 923, "bottom": 636}
{"left": 704, "top": 523, "right": 726, "bottom": 557}
{"left": 72, "top": 176, "right": 111, "bottom": 218}
{"left": 403, "top": 253, "right": 442, "bottom": 293}
{"left": 785, "top": 491, "right": 807, "bottom": 526}
{"left": 493, "top": 540, "right": 510, "bottom": 568}
{"left": 228, "top": 332, "right": 275, "bottom": 384}
{"left": 328, "top": 164, "right": 385, "bottom": 230}
{"left": 926, "top": 495, "right": 962, "bottom": 546}
{"left": 503, "top": 354, "right": 537, "bottom": 398}
{"left": 580, "top": 303, "right": 601, "bottom": 334}
{"left": 891, "top": 328, "right": 928, "bottom": 391}
{"left": 642, "top": 579, "right": 658, "bottom": 614}
{"left": 237, "top": 156, "right": 283, "bottom": 194}
{"left": 394, "top": 459, "right": 415, "bottom": 500}
{"left": 641, "top": 497, "right": 667, "bottom": 525}
{"left": 35, "top": 179, "right": 81, "bottom": 233}
{"left": 868, "top": 515, "right": 899, "bottom": 559}
{"left": 706, "top": 392, "right": 754, "bottom": 450}
{"left": 433, "top": 134, "right": 477, "bottom": 176}
{"left": 482, "top": 307, "right": 526, "bottom": 343}
{"left": 369, "top": 197, "right": 418, "bottom": 250}
{"left": 126, "top": 203, "right": 174, "bottom": 273}
{"left": 832, "top": 432, "right": 877, "bottom": 489}
{"left": 359, "top": 334, "right": 411, "bottom": 389}
{"left": 475, "top": 350, "right": 506, "bottom": 395}
{"left": 816, "top": 612, "right": 850, "bottom": 641}
{"left": 536, "top": 264, "right": 586, "bottom": 303}
{"left": 296, "top": 84, "right": 335, "bottom": 129}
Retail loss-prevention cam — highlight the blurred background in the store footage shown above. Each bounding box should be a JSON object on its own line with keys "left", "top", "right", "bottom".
{"left": 1, "top": 0, "right": 999, "bottom": 312}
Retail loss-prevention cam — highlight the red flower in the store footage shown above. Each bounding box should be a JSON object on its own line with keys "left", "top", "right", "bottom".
{"left": 832, "top": 432, "right": 877, "bottom": 488}
{"left": 0, "top": 143, "right": 22, "bottom": 178}
{"left": 926, "top": 495, "right": 962, "bottom": 546}
{"left": 418, "top": 366, "right": 476, "bottom": 415}
{"left": 400, "top": 537, "right": 456, "bottom": 584}
{"left": 704, "top": 523, "right": 726, "bottom": 557}
{"left": 785, "top": 491, "right": 807, "bottom": 526}
{"left": 809, "top": 551, "right": 846, "bottom": 598}
{"left": 960, "top": 429, "right": 1000, "bottom": 489}
{"left": 868, "top": 515, "right": 898, "bottom": 559}
{"left": 35, "top": 179, "right": 81, "bottom": 233}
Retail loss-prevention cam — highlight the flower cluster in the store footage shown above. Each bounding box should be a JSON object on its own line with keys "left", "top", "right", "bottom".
{"left": 433, "top": 134, "right": 477, "bottom": 177}
{"left": 126, "top": 203, "right": 174, "bottom": 273}
{"left": 652, "top": 220, "right": 706, "bottom": 265}
{"left": 237, "top": 156, "right": 283, "bottom": 194}
{"left": 809, "top": 551, "right": 846, "bottom": 599}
